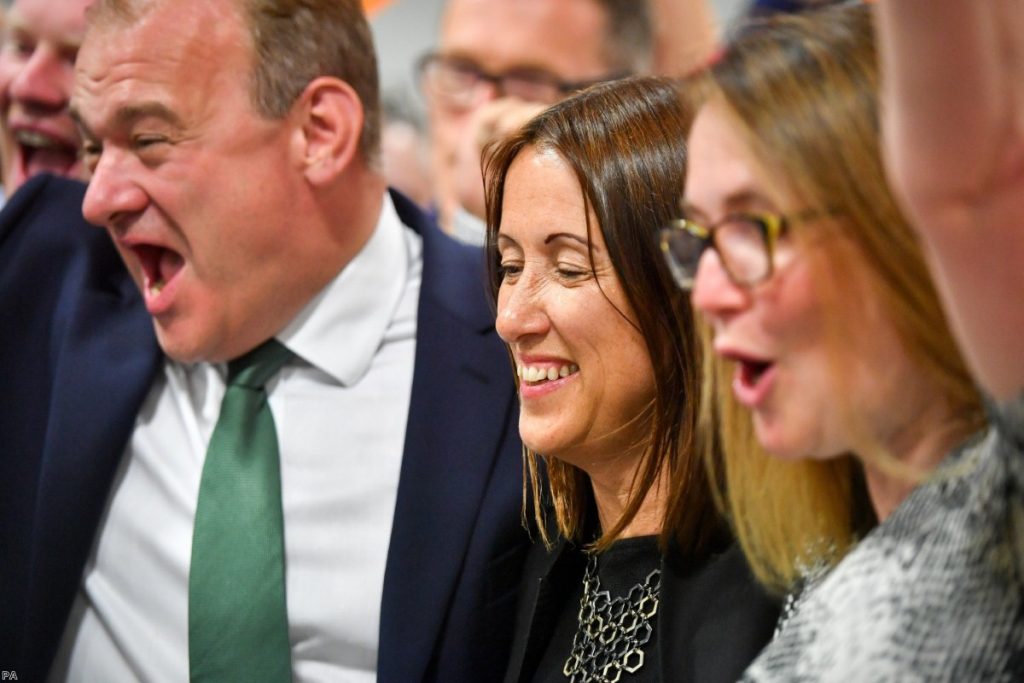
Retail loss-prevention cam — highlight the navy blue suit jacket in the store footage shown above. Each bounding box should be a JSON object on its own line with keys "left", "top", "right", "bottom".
{"left": 0, "top": 175, "right": 527, "bottom": 682}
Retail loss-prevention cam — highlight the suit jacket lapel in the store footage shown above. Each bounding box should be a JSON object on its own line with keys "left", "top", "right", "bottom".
{"left": 24, "top": 242, "right": 161, "bottom": 673}
{"left": 377, "top": 193, "right": 517, "bottom": 682}
{"left": 503, "top": 538, "right": 584, "bottom": 683}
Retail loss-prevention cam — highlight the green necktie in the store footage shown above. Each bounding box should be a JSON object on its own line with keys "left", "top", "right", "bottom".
{"left": 189, "top": 339, "right": 293, "bottom": 683}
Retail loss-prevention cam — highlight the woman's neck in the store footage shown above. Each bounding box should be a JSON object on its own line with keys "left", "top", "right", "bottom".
{"left": 862, "top": 395, "right": 975, "bottom": 521}
{"left": 587, "top": 458, "right": 669, "bottom": 539}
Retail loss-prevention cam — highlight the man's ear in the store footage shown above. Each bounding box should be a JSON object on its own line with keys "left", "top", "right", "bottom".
{"left": 292, "top": 76, "right": 364, "bottom": 185}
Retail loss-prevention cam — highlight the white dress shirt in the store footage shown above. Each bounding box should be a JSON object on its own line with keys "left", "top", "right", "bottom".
{"left": 49, "top": 195, "right": 422, "bottom": 682}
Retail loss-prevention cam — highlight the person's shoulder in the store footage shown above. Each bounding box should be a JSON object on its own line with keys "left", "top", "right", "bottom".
{"left": 766, "top": 481, "right": 1024, "bottom": 678}
{"left": 390, "top": 188, "right": 494, "bottom": 327}
{"left": 660, "top": 543, "right": 780, "bottom": 682}
{"left": 665, "top": 543, "right": 780, "bottom": 617}
{"left": 0, "top": 174, "right": 112, "bottom": 264}
{"left": 989, "top": 392, "right": 1024, "bottom": 453}
{"left": 391, "top": 190, "right": 482, "bottom": 267}
{"left": 1, "top": 174, "right": 111, "bottom": 255}
{"left": 1, "top": 174, "right": 90, "bottom": 224}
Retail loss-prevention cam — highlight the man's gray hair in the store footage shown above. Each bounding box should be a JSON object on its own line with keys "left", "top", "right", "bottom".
{"left": 87, "top": 0, "right": 382, "bottom": 160}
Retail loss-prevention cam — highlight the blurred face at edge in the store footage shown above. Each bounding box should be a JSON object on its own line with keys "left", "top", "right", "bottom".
{"left": 0, "top": 0, "right": 92, "bottom": 196}
{"left": 687, "top": 101, "right": 940, "bottom": 463}
{"left": 430, "top": 0, "right": 615, "bottom": 221}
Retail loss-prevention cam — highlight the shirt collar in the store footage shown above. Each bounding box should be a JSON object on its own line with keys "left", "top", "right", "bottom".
{"left": 277, "top": 193, "right": 411, "bottom": 386}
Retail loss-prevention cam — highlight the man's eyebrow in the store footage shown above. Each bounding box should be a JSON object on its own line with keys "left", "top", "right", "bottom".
{"left": 6, "top": 14, "right": 84, "bottom": 53}
{"left": 69, "top": 102, "right": 184, "bottom": 137}
{"left": 113, "top": 103, "right": 184, "bottom": 129}
{"left": 5, "top": 12, "right": 28, "bottom": 36}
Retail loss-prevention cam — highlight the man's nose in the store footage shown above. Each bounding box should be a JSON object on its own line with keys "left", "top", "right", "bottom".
{"left": 10, "top": 45, "right": 73, "bottom": 110}
{"left": 81, "top": 149, "right": 149, "bottom": 229}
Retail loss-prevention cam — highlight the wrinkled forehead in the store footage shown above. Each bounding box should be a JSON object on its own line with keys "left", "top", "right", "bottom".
{"left": 72, "top": 1, "right": 252, "bottom": 124}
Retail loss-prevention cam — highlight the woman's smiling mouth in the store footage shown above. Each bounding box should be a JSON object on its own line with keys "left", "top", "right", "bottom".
{"left": 518, "top": 363, "right": 579, "bottom": 384}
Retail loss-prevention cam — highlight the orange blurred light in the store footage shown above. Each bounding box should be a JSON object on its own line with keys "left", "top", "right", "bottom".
{"left": 363, "top": 0, "right": 395, "bottom": 16}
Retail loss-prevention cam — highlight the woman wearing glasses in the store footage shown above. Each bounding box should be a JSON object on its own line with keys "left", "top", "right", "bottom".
{"left": 485, "top": 76, "right": 778, "bottom": 683}
{"left": 660, "top": 4, "right": 1024, "bottom": 679}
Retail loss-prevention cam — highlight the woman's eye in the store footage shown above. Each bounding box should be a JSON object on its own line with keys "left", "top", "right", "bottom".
{"left": 556, "top": 265, "right": 589, "bottom": 279}
{"left": 498, "top": 262, "right": 522, "bottom": 279}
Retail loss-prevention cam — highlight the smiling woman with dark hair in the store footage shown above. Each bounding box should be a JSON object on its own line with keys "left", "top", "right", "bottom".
{"left": 483, "top": 75, "right": 778, "bottom": 683}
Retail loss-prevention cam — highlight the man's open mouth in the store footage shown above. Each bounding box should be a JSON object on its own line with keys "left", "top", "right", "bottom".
{"left": 133, "top": 244, "right": 185, "bottom": 298}
{"left": 14, "top": 129, "right": 80, "bottom": 179}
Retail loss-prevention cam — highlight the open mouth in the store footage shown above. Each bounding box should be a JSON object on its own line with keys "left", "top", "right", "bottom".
{"left": 737, "top": 357, "right": 773, "bottom": 389}
{"left": 518, "top": 363, "right": 579, "bottom": 385}
{"left": 718, "top": 348, "right": 777, "bottom": 407}
{"left": 133, "top": 244, "right": 185, "bottom": 299}
{"left": 14, "top": 129, "right": 80, "bottom": 180}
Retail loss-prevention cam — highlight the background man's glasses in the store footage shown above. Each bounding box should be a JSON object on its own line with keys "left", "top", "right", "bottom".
{"left": 417, "top": 53, "right": 627, "bottom": 110}
{"left": 659, "top": 210, "right": 825, "bottom": 291}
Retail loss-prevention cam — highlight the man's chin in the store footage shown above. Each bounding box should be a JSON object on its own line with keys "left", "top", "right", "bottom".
{"left": 152, "top": 318, "right": 205, "bottom": 365}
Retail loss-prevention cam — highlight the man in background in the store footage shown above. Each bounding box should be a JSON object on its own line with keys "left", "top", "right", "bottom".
{"left": 0, "top": 0, "right": 90, "bottom": 201}
{"left": 420, "top": 0, "right": 718, "bottom": 244}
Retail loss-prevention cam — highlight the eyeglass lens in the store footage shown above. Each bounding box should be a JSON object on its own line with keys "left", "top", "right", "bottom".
{"left": 421, "top": 56, "right": 568, "bottom": 108}
{"left": 663, "top": 217, "right": 772, "bottom": 289}
{"left": 715, "top": 219, "right": 772, "bottom": 284}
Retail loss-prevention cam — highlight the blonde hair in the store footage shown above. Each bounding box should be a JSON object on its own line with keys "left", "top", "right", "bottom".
{"left": 690, "top": 4, "right": 985, "bottom": 593}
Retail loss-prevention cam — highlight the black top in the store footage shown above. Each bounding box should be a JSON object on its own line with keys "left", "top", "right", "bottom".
{"left": 504, "top": 535, "right": 780, "bottom": 683}
{"left": 534, "top": 536, "right": 662, "bottom": 682}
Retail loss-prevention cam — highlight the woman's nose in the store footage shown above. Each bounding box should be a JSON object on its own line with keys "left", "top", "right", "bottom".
{"left": 496, "top": 274, "right": 550, "bottom": 344}
{"left": 691, "top": 249, "right": 749, "bottom": 321}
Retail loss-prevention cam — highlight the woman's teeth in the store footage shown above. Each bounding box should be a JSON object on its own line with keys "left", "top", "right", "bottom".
{"left": 517, "top": 363, "right": 579, "bottom": 383}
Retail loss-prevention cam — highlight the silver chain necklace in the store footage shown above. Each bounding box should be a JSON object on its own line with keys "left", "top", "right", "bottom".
{"left": 563, "top": 552, "right": 661, "bottom": 682}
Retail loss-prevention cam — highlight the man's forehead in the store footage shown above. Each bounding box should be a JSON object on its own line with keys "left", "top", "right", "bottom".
{"left": 9, "top": 0, "right": 91, "bottom": 42}
{"left": 71, "top": 2, "right": 252, "bottom": 128}
{"left": 440, "top": 0, "right": 611, "bottom": 76}
{"left": 76, "top": 1, "right": 245, "bottom": 75}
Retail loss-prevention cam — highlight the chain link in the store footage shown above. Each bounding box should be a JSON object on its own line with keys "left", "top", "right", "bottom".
{"left": 563, "top": 553, "right": 661, "bottom": 683}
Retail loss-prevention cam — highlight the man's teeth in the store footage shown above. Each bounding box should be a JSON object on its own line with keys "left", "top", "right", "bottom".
{"left": 147, "top": 278, "right": 165, "bottom": 296}
{"left": 14, "top": 129, "right": 62, "bottom": 150}
{"left": 517, "top": 363, "right": 579, "bottom": 383}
